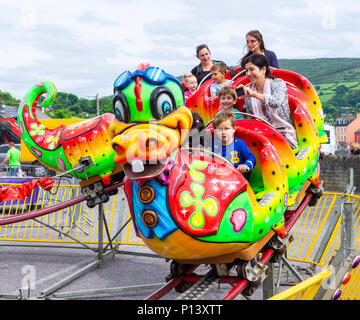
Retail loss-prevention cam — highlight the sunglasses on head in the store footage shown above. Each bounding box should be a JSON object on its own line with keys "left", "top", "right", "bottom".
{"left": 113, "top": 66, "right": 177, "bottom": 91}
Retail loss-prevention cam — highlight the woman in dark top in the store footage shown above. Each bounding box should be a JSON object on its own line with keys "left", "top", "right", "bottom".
{"left": 240, "top": 30, "right": 279, "bottom": 69}
{"left": 191, "top": 44, "right": 227, "bottom": 86}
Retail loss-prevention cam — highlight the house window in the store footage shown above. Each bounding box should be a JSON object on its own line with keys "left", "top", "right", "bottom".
{"left": 324, "top": 130, "right": 330, "bottom": 144}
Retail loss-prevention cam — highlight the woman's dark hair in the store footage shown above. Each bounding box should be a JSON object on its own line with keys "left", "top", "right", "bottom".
{"left": 196, "top": 44, "right": 211, "bottom": 57}
{"left": 240, "top": 30, "right": 266, "bottom": 67}
{"left": 243, "top": 54, "right": 274, "bottom": 79}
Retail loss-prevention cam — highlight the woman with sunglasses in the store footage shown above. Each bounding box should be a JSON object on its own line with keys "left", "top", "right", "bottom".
{"left": 240, "top": 30, "right": 279, "bottom": 69}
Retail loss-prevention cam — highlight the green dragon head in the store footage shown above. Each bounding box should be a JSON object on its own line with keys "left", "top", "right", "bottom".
{"left": 109, "top": 63, "right": 193, "bottom": 180}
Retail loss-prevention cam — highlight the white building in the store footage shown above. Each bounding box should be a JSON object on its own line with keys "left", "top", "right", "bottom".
{"left": 321, "top": 123, "right": 336, "bottom": 155}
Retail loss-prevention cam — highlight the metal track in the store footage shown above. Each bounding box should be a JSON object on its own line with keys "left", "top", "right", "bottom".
{"left": 144, "top": 192, "right": 314, "bottom": 300}
{"left": 176, "top": 269, "right": 219, "bottom": 300}
{"left": 178, "top": 193, "right": 314, "bottom": 300}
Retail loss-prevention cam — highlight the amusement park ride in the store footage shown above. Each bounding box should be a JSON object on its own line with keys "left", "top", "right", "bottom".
{"left": 9, "top": 62, "right": 327, "bottom": 299}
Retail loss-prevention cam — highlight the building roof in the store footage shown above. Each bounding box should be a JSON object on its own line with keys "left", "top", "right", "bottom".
{"left": 335, "top": 117, "right": 355, "bottom": 126}
{"left": 3, "top": 105, "right": 18, "bottom": 118}
{"left": 335, "top": 113, "right": 360, "bottom": 127}
{"left": 3, "top": 104, "right": 51, "bottom": 120}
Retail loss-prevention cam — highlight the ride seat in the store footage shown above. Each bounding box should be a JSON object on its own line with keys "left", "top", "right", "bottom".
{"left": 181, "top": 81, "right": 187, "bottom": 92}
{"left": 206, "top": 124, "right": 286, "bottom": 202}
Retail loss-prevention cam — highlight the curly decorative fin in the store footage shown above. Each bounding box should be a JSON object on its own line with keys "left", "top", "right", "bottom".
{"left": 18, "top": 81, "right": 70, "bottom": 173}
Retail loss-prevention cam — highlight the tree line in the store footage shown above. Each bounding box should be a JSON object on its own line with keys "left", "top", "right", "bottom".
{"left": 318, "top": 85, "right": 360, "bottom": 124}
{"left": 2, "top": 85, "right": 359, "bottom": 123}
{"left": 46, "top": 92, "right": 113, "bottom": 118}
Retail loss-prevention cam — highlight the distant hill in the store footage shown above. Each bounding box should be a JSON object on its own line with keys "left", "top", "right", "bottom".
{"left": 279, "top": 58, "right": 360, "bottom": 84}
{"left": 277, "top": 58, "right": 360, "bottom": 124}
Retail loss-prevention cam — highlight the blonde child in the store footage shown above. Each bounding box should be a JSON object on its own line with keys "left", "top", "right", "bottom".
{"left": 212, "top": 112, "right": 255, "bottom": 180}
{"left": 183, "top": 73, "right": 198, "bottom": 100}
{"left": 210, "top": 62, "right": 231, "bottom": 97}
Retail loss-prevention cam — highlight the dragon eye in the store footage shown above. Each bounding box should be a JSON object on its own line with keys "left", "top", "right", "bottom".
{"left": 157, "top": 93, "right": 173, "bottom": 116}
{"left": 114, "top": 100, "right": 125, "bottom": 121}
{"left": 113, "top": 92, "right": 129, "bottom": 123}
{"left": 150, "top": 86, "right": 176, "bottom": 120}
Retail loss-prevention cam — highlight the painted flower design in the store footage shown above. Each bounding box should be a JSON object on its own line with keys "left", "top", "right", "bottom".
{"left": 181, "top": 183, "right": 218, "bottom": 229}
{"left": 30, "top": 123, "right": 46, "bottom": 136}
{"left": 46, "top": 132, "right": 61, "bottom": 150}
{"left": 188, "top": 160, "right": 207, "bottom": 183}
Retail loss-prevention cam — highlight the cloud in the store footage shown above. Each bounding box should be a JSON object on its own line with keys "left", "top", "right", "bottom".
{"left": 0, "top": 43, "right": 51, "bottom": 69}
{"left": 0, "top": 0, "right": 359, "bottom": 99}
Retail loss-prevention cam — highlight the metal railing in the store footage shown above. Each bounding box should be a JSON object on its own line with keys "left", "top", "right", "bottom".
{"left": 268, "top": 269, "right": 332, "bottom": 300}
{"left": 0, "top": 182, "right": 137, "bottom": 248}
{"left": 0, "top": 164, "right": 57, "bottom": 178}
{"left": 271, "top": 192, "right": 360, "bottom": 300}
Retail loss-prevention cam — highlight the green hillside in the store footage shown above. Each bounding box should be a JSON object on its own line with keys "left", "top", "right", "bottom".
{"left": 279, "top": 58, "right": 360, "bottom": 85}
{"left": 279, "top": 58, "right": 360, "bottom": 124}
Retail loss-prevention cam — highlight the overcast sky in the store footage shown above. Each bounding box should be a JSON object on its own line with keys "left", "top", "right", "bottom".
{"left": 0, "top": 0, "right": 359, "bottom": 100}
